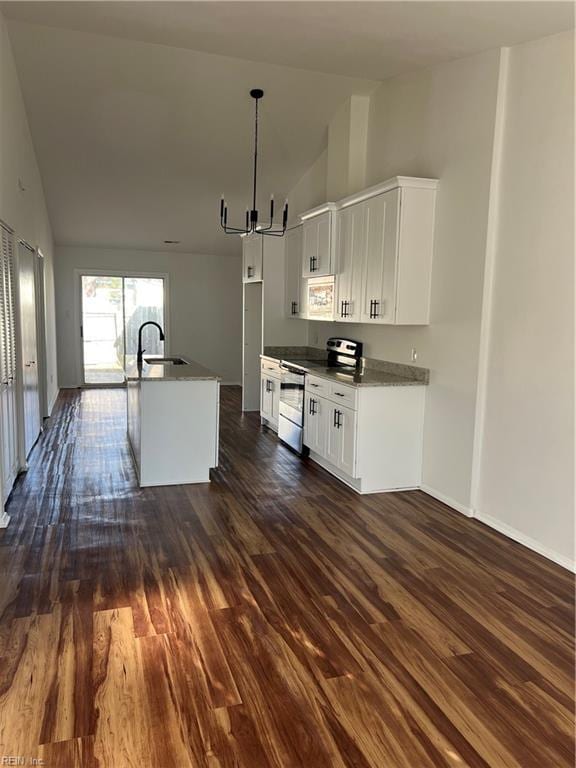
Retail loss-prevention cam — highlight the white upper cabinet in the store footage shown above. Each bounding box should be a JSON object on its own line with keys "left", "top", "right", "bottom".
{"left": 284, "top": 225, "right": 306, "bottom": 318}
{"left": 300, "top": 205, "right": 337, "bottom": 277}
{"left": 337, "top": 177, "right": 438, "bottom": 325}
{"left": 335, "top": 202, "right": 366, "bottom": 322}
{"left": 360, "top": 189, "right": 398, "bottom": 323}
{"left": 242, "top": 233, "right": 263, "bottom": 282}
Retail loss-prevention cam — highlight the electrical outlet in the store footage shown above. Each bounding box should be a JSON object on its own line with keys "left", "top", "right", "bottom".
{"left": 411, "top": 348, "right": 418, "bottom": 362}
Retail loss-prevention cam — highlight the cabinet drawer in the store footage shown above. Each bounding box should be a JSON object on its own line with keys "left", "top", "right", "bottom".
{"left": 306, "top": 374, "right": 329, "bottom": 396}
{"left": 260, "top": 358, "right": 282, "bottom": 377}
{"left": 328, "top": 382, "right": 357, "bottom": 410}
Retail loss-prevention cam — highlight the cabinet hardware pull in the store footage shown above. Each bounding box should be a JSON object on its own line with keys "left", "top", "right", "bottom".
{"left": 336, "top": 410, "right": 342, "bottom": 428}
{"left": 309, "top": 383, "right": 319, "bottom": 388}
{"left": 334, "top": 392, "right": 344, "bottom": 397}
{"left": 310, "top": 255, "right": 318, "bottom": 272}
{"left": 341, "top": 300, "right": 350, "bottom": 318}
{"left": 309, "top": 398, "right": 317, "bottom": 415}
{"left": 369, "top": 299, "right": 380, "bottom": 319}
{"left": 247, "top": 265, "right": 254, "bottom": 278}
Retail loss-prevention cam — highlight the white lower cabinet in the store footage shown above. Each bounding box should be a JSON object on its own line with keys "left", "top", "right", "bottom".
{"left": 260, "top": 359, "right": 281, "bottom": 431}
{"left": 304, "top": 375, "right": 425, "bottom": 493}
{"left": 325, "top": 402, "right": 357, "bottom": 477}
{"left": 304, "top": 392, "right": 327, "bottom": 455}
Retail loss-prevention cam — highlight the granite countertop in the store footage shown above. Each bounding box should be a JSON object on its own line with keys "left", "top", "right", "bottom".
{"left": 260, "top": 347, "right": 429, "bottom": 388}
{"left": 125, "top": 355, "right": 221, "bottom": 383}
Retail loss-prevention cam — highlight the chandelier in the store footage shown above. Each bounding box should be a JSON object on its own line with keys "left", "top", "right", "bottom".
{"left": 219, "top": 89, "right": 288, "bottom": 237}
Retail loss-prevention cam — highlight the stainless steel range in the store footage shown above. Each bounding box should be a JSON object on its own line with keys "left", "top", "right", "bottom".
{"left": 278, "top": 338, "right": 363, "bottom": 454}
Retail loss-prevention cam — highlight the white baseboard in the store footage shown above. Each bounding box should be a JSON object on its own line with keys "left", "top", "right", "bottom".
{"left": 420, "top": 485, "right": 474, "bottom": 517}
{"left": 475, "top": 511, "right": 575, "bottom": 573}
{"left": 0, "top": 511, "right": 10, "bottom": 528}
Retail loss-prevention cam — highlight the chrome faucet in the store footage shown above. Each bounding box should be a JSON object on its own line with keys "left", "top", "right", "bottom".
{"left": 137, "top": 322, "right": 165, "bottom": 366}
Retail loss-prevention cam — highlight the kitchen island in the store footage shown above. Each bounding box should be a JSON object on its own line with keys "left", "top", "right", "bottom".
{"left": 125, "top": 356, "right": 220, "bottom": 487}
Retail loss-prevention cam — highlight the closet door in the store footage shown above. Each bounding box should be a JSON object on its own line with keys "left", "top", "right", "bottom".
{"left": 0, "top": 227, "right": 19, "bottom": 500}
{"left": 18, "top": 242, "right": 41, "bottom": 458}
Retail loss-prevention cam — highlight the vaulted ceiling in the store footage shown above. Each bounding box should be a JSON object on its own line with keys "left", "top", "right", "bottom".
{"left": 3, "top": 2, "right": 573, "bottom": 255}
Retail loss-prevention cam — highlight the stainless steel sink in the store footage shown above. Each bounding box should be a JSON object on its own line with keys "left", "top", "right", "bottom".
{"left": 144, "top": 356, "right": 188, "bottom": 366}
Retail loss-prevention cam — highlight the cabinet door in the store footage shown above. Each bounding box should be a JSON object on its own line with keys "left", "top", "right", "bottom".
{"left": 336, "top": 203, "right": 366, "bottom": 322}
{"left": 326, "top": 403, "right": 357, "bottom": 477}
{"left": 284, "top": 226, "right": 303, "bottom": 318}
{"left": 243, "top": 234, "right": 263, "bottom": 282}
{"left": 304, "top": 392, "right": 327, "bottom": 455}
{"left": 260, "top": 375, "right": 273, "bottom": 419}
{"left": 361, "top": 189, "right": 399, "bottom": 323}
{"left": 302, "top": 212, "right": 332, "bottom": 277}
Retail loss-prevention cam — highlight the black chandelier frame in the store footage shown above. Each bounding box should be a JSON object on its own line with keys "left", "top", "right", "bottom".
{"left": 219, "top": 89, "right": 288, "bottom": 237}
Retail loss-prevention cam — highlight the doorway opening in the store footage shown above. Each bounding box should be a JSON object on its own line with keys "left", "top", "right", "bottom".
{"left": 81, "top": 274, "right": 165, "bottom": 385}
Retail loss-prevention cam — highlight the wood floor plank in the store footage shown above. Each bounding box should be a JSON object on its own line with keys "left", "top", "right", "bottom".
{"left": 0, "top": 387, "right": 573, "bottom": 767}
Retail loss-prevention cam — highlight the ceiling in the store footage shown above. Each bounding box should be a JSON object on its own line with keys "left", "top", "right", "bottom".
{"left": 3, "top": 2, "right": 573, "bottom": 255}
{"left": 4, "top": 2, "right": 574, "bottom": 80}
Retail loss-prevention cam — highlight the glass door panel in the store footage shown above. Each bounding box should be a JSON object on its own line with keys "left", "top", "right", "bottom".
{"left": 82, "top": 275, "right": 124, "bottom": 384}
{"left": 123, "top": 277, "right": 165, "bottom": 359}
{"left": 81, "top": 275, "right": 165, "bottom": 385}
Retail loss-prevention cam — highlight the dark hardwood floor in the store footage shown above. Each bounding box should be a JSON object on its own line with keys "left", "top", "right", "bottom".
{"left": 0, "top": 386, "right": 573, "bottom": 767}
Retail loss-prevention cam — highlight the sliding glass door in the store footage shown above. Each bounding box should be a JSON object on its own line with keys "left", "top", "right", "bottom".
{"left": 81, "top": 274, "right": 165, "bottom": 385}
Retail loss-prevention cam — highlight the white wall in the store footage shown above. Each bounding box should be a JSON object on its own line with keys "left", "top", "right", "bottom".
{"left": 474, "top": 31, "right": 575, "bottom": 568}
{"left": 327, "top": 95, "right": 370, "bottom": 200}
{"left": 55, "top": 246, "right": 242, "bottom": 386}
{"left": 0, "top": 11, "right": 58, "bottom": 411}
{"left": 312, "top": 48, "right": 503, "bottom": 512}
{"left": 287, "top": 149, "right": 328, "bottom": 224}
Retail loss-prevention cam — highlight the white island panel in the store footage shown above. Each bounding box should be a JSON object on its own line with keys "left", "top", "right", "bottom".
{"left": 137, "top": 379, "right": 219, "bottom": 487}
